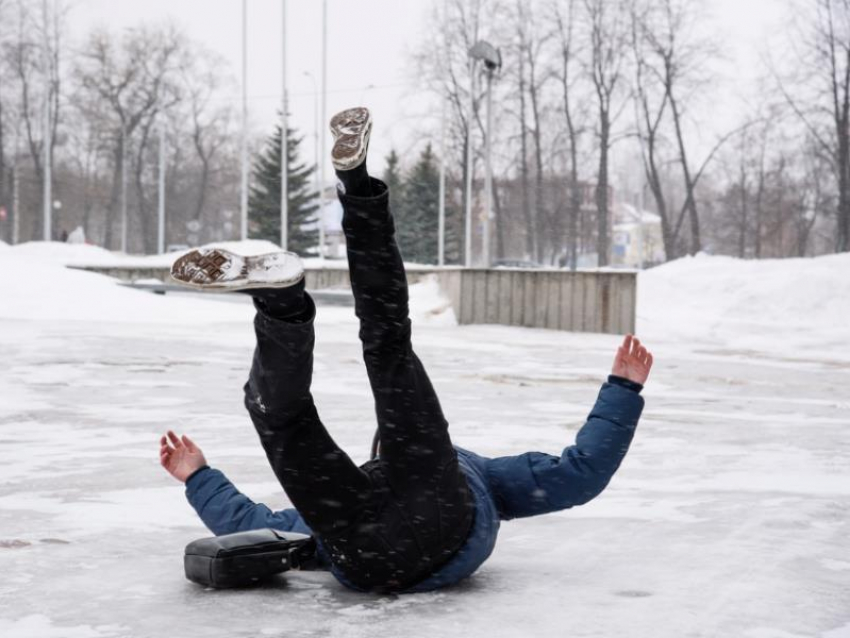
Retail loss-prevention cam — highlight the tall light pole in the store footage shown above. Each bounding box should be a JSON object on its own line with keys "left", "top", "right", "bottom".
{"left": 438, "top": 0, "right": 449, "bottom": 267}
{"left": 465, "top": 41, "right": 501, "bottom": 268}
{"left": 240, "top": 0, "right": 249, "bottom": 241}
{"left": 41, "top": 0, "right": 52, "bottom": 242}
{"left": 318, "top": 0, "right": 328, "bottom": 259}
{"left": 475, "top": 42, "right": 501, "bottom": 268}
{"left": 280, "top": 0, "right": 289, "bottom": 250}
{"left": 304, "top": 71, "right": 320, "bottom": 240}
{"left": 438, "top": 97, "right": 446, "bottom": 266}
{"left": 464, "top": 57, "right": 475, "bottom": 268}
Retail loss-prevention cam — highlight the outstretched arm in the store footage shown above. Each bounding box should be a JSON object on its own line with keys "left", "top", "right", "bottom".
{"left": 159, "top": 431, "right": 306, "bottom": 536}
{"left": 486, "top": 335, "right": 652, "bottom": 520}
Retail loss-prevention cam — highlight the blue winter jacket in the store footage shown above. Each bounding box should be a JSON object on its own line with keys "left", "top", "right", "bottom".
{"left": 184, "top": 377, "right": 644, "bottom": 592}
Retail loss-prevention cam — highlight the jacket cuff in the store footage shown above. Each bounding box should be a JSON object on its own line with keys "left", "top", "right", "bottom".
{"left": 185, "top": 465, "right": 211, "bottom": 488}
{"left": 608, "top": 374, "right": 643, "bottom": 394}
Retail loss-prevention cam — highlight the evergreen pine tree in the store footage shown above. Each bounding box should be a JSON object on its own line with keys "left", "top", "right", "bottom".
{"left": 397, "top": 144, "right": 440, "bottom": 264}
{"left": 249, "top": 122, "right": 318, "bottom": 255}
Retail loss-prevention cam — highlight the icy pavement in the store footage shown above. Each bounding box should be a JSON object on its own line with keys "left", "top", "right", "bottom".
{"left": 1, "top": 244, "right": 849, "bottom": 638}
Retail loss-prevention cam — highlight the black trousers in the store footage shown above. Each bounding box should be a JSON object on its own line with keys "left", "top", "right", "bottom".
{"left": 243, "top": 178, "right": 474, "bottom": 592}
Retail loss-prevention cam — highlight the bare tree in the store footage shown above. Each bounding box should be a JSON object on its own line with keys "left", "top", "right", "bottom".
{"left": 631, "top": 0, "right": 676, "bottom": 259}
{"left": 411, "top": 0, "right": 504, "bottom": 264}
{"left": 5, "top": 0, "right": 64, "bottom": 240}
{"left": 552, "top": 0, "right": 586, "bottom": 270}
{"left": 775, "top": 0, "right": 850, "bottom": 253}
{"left": 0, "top": 0, "right": 9, "bottom": 221}
{"left": 515, "top": 2, "right": 556, "bottom": 263}
{"left": 584, "top": 0, "right": 630, "bottom": 266}
{"left": 179, "top": 49, "right": 233, "bottom": 224}
{"left": 74, "top": 24, "right": 185, "bottom": 250}
{"left": 632, "top": 0, "right": 736, "bottom": 258}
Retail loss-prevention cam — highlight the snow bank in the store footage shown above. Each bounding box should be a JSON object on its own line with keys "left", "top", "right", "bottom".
{"left": 7, "top": 239, "right": 350, "bottom": 271}
{"left": 0, "top": 241, "right": 452, "bottom": 327}
{"left": 4, "top": 241, "right": 846, "bottom": 353}
{"left": 3, "top": 239, "right": 285, "bottom": 269}
{"left": 408, "top": 275, "right": 456, "bottom": 326}
{"left": 638, "top": 252, "right": 850, "bottom": 355}
{"left": 0, "top": 242, "right": 252, "bottom": 325}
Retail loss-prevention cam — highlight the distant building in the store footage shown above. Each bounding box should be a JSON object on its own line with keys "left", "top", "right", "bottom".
{"left": 302, "top": 186, "right": 346, "bottom": 259}
{"left": 612, "top": 203, "right": 665, "bottom": 268}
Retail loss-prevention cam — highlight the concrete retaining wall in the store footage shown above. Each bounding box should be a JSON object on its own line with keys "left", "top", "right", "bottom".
{"left": 435, "top": 268, "right": 636, "bottom": 334}
{"left": 70, "top": 264, "right": 635, "bottom": 334}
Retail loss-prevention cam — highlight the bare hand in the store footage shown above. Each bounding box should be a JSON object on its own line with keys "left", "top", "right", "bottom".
{"left": 159, "top": 431, "right": 207, "bottom": 483}
{"left": 611, "top": 334, "right": 653, "bottom": 386}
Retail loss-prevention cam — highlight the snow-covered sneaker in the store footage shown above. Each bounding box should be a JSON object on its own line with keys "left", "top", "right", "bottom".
{"left": 330, "top": 107, "right": 372, "bottom": 171}
{"left": 170, "top": 247, "right": 304, "bottom": 291}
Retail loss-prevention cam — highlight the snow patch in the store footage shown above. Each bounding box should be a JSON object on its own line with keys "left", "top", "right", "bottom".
{"left": 0, "top": 615, "right": 126, "bottom": 638}
{"left": 638, "top": 252, "right": 850, "bottom": 357}
{"left": 408, "top": 274, "right": 456, "bottom": 326}
{"left": 823, "top": 623, "right": 850, "bottom": 638}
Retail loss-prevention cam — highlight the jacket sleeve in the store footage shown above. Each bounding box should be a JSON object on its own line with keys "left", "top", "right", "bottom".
{"left": 485, "top": 380, "right": 644, "bottom": 520}
{"left": 184, "top": 466, "right": 303, "bottom": 536}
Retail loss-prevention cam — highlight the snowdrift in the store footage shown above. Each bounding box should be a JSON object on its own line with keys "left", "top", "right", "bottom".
{"left": 0, "top": 241, "right": 455, "bottom": 326}
{"left": 1, "top": 241, "right": 846, "bottom": 354}
{"left": 638, "top": 252, "right": 850, "bottom": 356}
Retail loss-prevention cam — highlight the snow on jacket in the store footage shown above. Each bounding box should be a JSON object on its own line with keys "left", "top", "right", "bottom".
{"left": 184, "top": 376, "right": 644, "bottom": 592}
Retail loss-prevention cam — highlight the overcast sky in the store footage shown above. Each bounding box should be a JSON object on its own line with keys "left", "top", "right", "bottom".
{"left": 67, "top": 0, "right": 790, "bottom": 183}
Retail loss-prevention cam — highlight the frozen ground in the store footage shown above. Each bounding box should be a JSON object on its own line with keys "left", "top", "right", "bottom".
{"left": 0, "top": 243, "right": 848, "bottom": 638}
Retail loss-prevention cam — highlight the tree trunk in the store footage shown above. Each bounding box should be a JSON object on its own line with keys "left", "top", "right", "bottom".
{"left": 754, "top": 164, "right": 765, "bottom": 259}
{"left": 836, "top": 123, "right": 850, "bottom": 252}
{"left": 0, "top": 97, "right": 6, "bottom": 215}
{"left": 555, "top": 0, "right": 581, "bottom": 270}
{"left": 193, "top": 155, "right": 210, "bottom": 222}
{"left": 527, "top": 47, "right": 546, "bottom": 264}
{"left": 596, "top": 113, "right": 610, "bottom": 266}
{"left": 737, "top": 161, "right": 749, "bottom": 259}
{"left": 134, "top": 118, "right": 156, "bottom": 254}
{"left": 105, "top": 133, "right": 125, "bottom": 250}
{"left": 669, "top": 91, "right": 701, "bottom": 254}
{"left": 568, "top": 144, "right": 580, "bottom": 270}
{"left": 493, "top": 176, "right": 505, "bottom": 261}
{"left": 518, "top": 48, "right": 534, "bottom": 260}
{"left": 192, "top": 124, "right": 211, "bottom": 221}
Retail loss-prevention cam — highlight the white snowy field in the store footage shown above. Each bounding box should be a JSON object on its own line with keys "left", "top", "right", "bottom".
{"left": 0, "top": 242, "right": 849, "bottom": 638}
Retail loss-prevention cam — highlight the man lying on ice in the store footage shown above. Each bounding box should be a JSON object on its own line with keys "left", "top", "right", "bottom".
{"left": 161, "top": 107, "right": 653, "bottom": 594}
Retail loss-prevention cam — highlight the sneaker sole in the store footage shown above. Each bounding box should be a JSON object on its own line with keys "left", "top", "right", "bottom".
{"left": 330, "top": 107, "right": 372, "bottom": 171}
{"left": 169, "top": 248, "right": 304, "bottom": 291}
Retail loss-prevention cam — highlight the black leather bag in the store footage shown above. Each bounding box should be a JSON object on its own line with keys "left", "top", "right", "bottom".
{"left": 184, "top": 528, "right": 316, "bottom": 588}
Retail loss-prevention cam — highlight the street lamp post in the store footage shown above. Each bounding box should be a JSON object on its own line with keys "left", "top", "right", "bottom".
{"left": 304, "top": 71, "right": 321, "bottom": 244}
{"left": 280, "top": 0, "right": 289, "bottom": 250}
{"left": 477, "top": 43, "right": 501, "bottom": 268}
{"left": 318, "top": 0, "right": 328, "bottom": 259}
{"left": 464, "top": 57, "right": 474, "bottom": 268}
{"left": 42, "top": 0, "right": 52, "bottom": 242}
{"left": 240, "top": 0, "right": 249, "bottom": 241}
{"left": 466, "top": 40, "right": 501, "bottom": 268}
{"left": 438, "top": 97, "right": 446, "bottom": 266}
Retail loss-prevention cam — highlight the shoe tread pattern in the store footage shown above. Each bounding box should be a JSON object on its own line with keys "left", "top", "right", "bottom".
{"left": 172, "top": 249, "right": 239, "bottom": 286}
